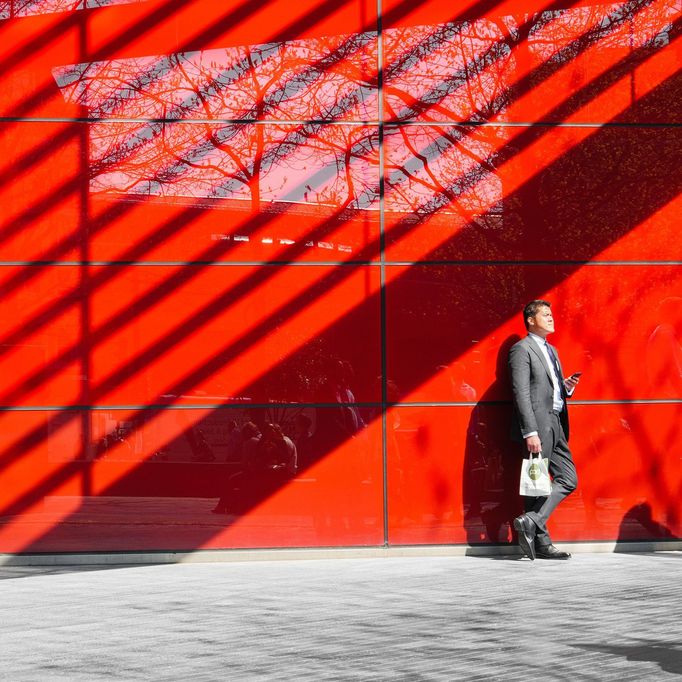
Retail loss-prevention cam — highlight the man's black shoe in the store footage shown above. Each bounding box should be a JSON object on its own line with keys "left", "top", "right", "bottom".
{"left": 513, "top": 514, "right": 536, "bottom": 560}
{"left": 536, "top": 544, "right": 571, "bottom": 560}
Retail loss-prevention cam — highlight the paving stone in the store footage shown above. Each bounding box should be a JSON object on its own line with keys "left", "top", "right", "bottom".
{"left": 1, "top": 553, "right": 681, "bottom": 680}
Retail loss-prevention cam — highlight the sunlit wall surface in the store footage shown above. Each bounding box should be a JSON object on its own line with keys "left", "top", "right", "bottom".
{"left": 1, "top": 0, "right": 680, "bottom": 553}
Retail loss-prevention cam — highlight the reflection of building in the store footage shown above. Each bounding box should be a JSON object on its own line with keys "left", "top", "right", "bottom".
{"left": 1, "top": 0, "right": 681, "bottom": 556}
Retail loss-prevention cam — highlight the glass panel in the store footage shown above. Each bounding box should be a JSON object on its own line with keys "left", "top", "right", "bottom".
{"left": 385, "top": 264, "right": 682, "bottom": 402}
{"left": 383, "top": 124, "right": 682, "bottom": 262}
{"left": 54, "top": 35, "right": 378, "bottom": 122}
{"left": 0, "top": 122, "right": 84, "bottom": 261}
{"left": 569, "top": 403, "right": 682, "bottom": 542}
{"left": 0, "top": 0, "right": 377, "bottom": 119}
{"left": 0, "top": 266, "right": 83, "bottom": 408}
{"left": 0, "top": 122, "right": 381, "bottom": 262}
{"left": 87, "top": 122, "right": 380, "bottom": 261}
{"left": 0, "top": 12, "right": 85, "bottom": 118}
{"left": 91, "top": 266, "right": 381, "bottom": 405}
{"left": 0, "top": 264, "right": 382, "bottom": 406}
{"left": 88, "top": 264, "right": 382, "bottom": 406}
{"left": 383, "top": 0, "right": 681, "bottom": 124}
{"left": 386, "top": 404, "right": 682, "bottom": 545}
{"left": 0, "top": 406, "right": 384, "bottom": 552}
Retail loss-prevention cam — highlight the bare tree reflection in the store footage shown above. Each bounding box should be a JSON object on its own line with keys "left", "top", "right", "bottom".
{"left": 385, "top": 0, "right": 679, "bottom": 122}
{"left": 43, "top": 0, "right": 679, "bottom": 230}
{"left": 54, "top": 33, "right": 378, "bottom": 121}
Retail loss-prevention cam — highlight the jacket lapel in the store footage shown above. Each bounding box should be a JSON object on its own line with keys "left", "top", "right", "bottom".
{"left": 525, "top": 336, "right": 553, "bottom": 383}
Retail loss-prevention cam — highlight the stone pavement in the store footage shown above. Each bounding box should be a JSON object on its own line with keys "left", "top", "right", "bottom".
{"left": 1, "top": 552, "right": 682, "bottom": 681}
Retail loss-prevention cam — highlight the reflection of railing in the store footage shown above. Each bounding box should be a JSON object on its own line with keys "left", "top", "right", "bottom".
{"left": 209, "top": 233, "right": 357, "bottom": 254}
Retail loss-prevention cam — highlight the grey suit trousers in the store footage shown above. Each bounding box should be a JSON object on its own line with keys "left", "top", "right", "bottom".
{"left": 524, "top": 411, "right": 578, "bottom": 546}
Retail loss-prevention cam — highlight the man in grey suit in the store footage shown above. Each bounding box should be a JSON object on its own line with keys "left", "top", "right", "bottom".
{"left": 509, "top": 300, "right": 581, "bottom": 560}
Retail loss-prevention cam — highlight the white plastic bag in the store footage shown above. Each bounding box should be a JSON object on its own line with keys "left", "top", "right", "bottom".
{"left": 519, "top": 452, "right": 552, "bottom": 497}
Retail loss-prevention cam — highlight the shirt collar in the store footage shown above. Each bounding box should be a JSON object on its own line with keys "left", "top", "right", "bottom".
{"left": 528, "top": 332, "right": 548, "bottom": 346}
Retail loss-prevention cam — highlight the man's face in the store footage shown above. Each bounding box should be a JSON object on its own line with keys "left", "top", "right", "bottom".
{"left": 528, "top": 305, "right": 554, "bottom": 337}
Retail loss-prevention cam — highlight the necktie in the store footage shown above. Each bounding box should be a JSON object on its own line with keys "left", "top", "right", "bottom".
{"left": 545, "top": 341, "right": 566, "bottom": 396}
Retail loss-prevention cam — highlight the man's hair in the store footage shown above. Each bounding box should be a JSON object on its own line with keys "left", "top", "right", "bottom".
{"left": 523, "top": 299, "right": 551, "bottom": 330}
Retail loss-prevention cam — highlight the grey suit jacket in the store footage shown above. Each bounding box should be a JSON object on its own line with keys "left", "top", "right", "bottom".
{"left": 508, "top": 335, "right": 570, "bottom": 444}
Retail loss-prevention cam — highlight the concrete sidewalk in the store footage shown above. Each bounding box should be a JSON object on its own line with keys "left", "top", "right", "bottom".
{"left": 1, "top": 553, "right": 681, "bottom": 681}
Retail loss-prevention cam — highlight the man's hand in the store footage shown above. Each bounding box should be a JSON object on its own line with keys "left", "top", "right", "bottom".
{"left": 564, "top": 373, "right": 581, "bottom": 392}
{"left": 525, "top": 434, "right": 542, "bottom": 454}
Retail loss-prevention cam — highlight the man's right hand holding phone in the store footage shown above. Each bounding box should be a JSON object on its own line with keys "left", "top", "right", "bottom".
{"left": 564, "top": 371, "right": 582, "bottom": 393}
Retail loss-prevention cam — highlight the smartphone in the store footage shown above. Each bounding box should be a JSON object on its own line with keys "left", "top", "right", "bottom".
{"left": 569, "top": 371, "right": 582, "bottom": 379}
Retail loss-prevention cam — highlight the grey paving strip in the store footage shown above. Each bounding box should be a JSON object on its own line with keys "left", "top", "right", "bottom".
{"left": 2, "top": 553, "right": 682, "bottom": 680}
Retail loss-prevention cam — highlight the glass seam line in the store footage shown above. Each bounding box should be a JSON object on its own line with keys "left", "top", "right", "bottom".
{"left": 1, "top": 261, "right": 681, "bottom": 266}
{"left": 2, "top": 117, "right": 682, "bottom": 128}
{"left": 2, "top": 399, "right": 680, "bottom": 411}
{"left": 377, "top": 0, "right": 389, "bottom": 548}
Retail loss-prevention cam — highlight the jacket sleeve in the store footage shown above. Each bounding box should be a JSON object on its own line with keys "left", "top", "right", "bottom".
{"left": 508, "top": 343, "right": 538, "bottom": 437}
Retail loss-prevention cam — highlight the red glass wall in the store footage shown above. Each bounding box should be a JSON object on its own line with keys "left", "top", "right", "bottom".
{"left": 1, "top": 0, "right": 680, "bottom": 554}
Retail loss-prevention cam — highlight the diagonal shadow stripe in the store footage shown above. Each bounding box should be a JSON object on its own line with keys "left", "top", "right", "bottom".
{"left": 0, "top": 0, "right": 380, "bottom": 246}
{"left": 1, "top": 0, "right": 663, "bottom": 355}
{"left": 2, "top": 5, "right": 677, "bottom": 419}
{"left": 4, "top": 0, "right": 377, "bottom": 121}
{"left": 2, "top": 67, "right": 680, "bottom": 546}
{"left": 1, "top": 0, "right": 491, "bottom": 252}
{"left": 385, "top": 0, "right": 662, "bottom": 122}
{"left": 1, "top": 0, "right": 680, "bottom": 540}
{"left": 5, "top": 0, "right": 629, "bottom": 344}
{"left": 1, "top": 45, "right": 676, "bottom": 532}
